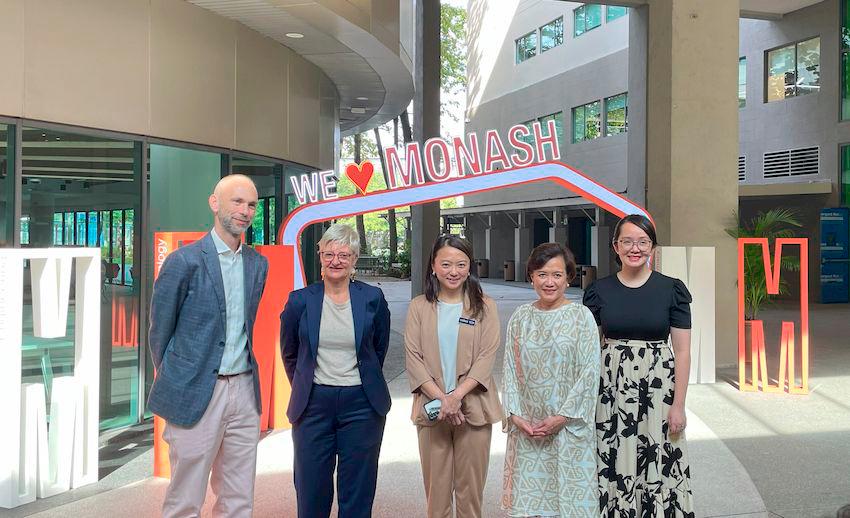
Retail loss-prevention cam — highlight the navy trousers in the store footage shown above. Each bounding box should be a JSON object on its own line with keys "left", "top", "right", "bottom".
{"left": 292, "top": 384, "right": 386, "bottom": 518}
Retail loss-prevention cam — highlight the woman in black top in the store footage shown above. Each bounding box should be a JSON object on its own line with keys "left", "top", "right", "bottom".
{"left": 583, "top": 214, "right": 694, "bottom": 517}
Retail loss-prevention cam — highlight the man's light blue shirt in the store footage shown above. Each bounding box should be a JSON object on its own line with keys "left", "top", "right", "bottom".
{"left": 211, "top": 228, "right": 250, "bottom": 374}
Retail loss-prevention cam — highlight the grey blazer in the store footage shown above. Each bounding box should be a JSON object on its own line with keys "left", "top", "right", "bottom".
{"left": 147, "top": 232, "right": 269, "bottom": 427}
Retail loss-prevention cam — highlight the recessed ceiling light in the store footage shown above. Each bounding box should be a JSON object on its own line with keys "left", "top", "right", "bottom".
{"left": 285, "top": 32, "right": 304, "bottom": 39}
{"left": 351, "top": 107, "right": 366, "bottom": 114}
{"left": 356, "top": 96, "right": 369, "bottom": 101}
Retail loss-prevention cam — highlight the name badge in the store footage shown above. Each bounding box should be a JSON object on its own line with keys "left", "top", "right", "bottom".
{"left": 458, "top": 317, "right": 476, "bottom": 326}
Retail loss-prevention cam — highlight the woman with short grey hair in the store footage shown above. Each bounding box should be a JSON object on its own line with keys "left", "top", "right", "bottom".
{"left": 317, "top": 223, "right": 361, "bottom": 266}
{"left": 281, "top": 223, "right": 391, "bottom": 518}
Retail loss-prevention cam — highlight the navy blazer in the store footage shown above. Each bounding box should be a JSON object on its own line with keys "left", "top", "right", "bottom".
{"left": 147, "top": 232, "right": 269, "bottom": 427}
{"left": 280, "top": 280, "right": 391, "bottom": 423}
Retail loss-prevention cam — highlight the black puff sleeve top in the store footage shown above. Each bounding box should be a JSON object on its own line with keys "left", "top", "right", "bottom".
{"left": 582, "top": 271, "right": 692, "bottom": 341}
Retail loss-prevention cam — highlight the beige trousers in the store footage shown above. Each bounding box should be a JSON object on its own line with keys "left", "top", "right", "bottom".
{"left": 162, "top": 372, "right": 260, "bottom": 518}
{"left": 417, "top": 421, "right": 493, "bottom": 518}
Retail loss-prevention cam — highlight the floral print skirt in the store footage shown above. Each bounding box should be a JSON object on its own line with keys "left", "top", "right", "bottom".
{"left": 596, "top": 338, "right": 694, "bottom": 517}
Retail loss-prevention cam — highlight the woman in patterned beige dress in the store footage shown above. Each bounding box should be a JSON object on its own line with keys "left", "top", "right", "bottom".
{"left": 502, "top": 243, "right": 601, "bottom": 517}
{"left": 584, "top": 214, "right": 695, "bottom": 517}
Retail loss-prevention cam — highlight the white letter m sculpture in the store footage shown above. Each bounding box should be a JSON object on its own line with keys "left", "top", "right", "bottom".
{"left": 0, "top": 248, "right": 100, "bottom": 508}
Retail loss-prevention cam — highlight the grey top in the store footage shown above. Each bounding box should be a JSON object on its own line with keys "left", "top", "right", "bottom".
{"left": 210, "top": 228, "right": 250, "bottom": 375}
{"left": 437, "top": 300, "right": 463, "bottom": 393}
{"left": 314, "top": 295, "right": 361, "bottom": 386}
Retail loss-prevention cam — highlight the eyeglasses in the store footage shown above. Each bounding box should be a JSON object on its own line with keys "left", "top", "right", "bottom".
{"left": 616, "top": 238, "right": 653, "bottom": 251}
{"left": 319, "top": 251, "right": 353, "bottom": 263}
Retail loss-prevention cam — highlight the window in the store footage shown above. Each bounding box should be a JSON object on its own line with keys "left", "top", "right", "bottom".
{"left": 607, "top": 6, "right": 628, "bottom": 22}
{"left": 519, "top": 119, "right": 536, "bottom": 146}
{"left": 515, "top": 31, "right": 537, "bottom": 64}
{"left": 20, "top": 216, "right": 30, "bottom": 245}
{"left": 247, "top": 196, "right": 276, "bottom": 246}
{"left": 842, "top": 0, "right": 850, "bottom": 120}
{"left": 21, "top": 126, "right": 142, "bottom": 431}
{"left": 540, "top": 17, "right": 564, "bottom": 52}
{"left": 572, "top": 101, "right": 601, "bottom": 143}
{"left": 766, "top": 37, "right": 820, "bottom": 102}
{"left": 604, "top": 93, "right": 628, "bottom": 136}
{"left": 0, "top": 123, "right": 13, "bottom": 248}
{"left": 538, "top": 112, "right": 564, "bottom": 150}
{"left": 739, "top": 57, "right": 747, "bottom": 108}
{"left": 574, "top": 4, "right": 602, "bottom": 37}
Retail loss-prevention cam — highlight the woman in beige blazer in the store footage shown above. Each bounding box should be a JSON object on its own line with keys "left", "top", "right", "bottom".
{"left": 405, "top": 234, "right": 503, "bottom": 518}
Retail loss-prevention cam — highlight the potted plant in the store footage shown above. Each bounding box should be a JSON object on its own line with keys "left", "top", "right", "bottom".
{"left": 725, "top": 208, "right": 803, "bottom": 320}
{"left": 726, "top": 208, "right": 802, "bottom": 381}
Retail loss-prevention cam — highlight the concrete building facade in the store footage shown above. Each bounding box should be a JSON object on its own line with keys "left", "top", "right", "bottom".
{"left": 462, "top": 0, "right": 848, "bottom": 366}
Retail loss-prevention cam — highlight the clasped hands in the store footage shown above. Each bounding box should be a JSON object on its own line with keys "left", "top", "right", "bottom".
{"left": 511, "top": 414, "right": 568, "bottom": 438}
{"left": 437, "top": 392, "right": 465, "bottom": 426}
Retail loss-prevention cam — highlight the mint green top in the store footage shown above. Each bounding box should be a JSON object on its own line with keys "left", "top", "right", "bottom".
{"left": 437, "top": 300, "right": 463, "bottom": 393}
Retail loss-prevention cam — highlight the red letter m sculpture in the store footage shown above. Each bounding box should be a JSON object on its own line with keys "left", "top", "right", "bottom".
{"left": 737, "top": 238, "right": 809, "bottom": 394}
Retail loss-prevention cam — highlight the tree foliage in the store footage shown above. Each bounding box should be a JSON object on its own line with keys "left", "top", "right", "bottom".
{"left": 440, "top": 2, "right": 467, "bottom": 121}
{"left": 725, "top": 208, "right": 803, "bottom": 320}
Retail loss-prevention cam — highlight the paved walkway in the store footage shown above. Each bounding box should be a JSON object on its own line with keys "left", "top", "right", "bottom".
{"left": 11, "top": 281, "right": 850, "bottom": 517}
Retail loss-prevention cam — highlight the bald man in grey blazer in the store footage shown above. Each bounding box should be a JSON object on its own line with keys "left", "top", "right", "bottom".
{"left": 149, "top": 174, "right": 269, "bottom": 517}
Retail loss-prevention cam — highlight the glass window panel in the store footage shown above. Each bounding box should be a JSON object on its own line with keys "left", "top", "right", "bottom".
{"left": 269, "top": 198, "right": 276, "bottom": 245}
{"left": 844, "top": 0, "right": 850, "bottom": 51}
{"left": 572, "top": 106, "right": 586, "bottom": 143}
{"left": 76, "top": 212, "right": 87, "bottom": 246}
{"left": 231, "top": 157, "right": 281, "bottom": 246}
{"left": 739, "top": 57, "right": 747, "bottom": 108}
{"left": 20, "top": 126, "right": 141, "bottom": 431}
{"left": 287, "top": 194, "right": 300, "bottom": 214}
{"left": 574, "top": 6, "right": 585, "bottom": 37}
{"left": 607, "top": 6, "right": 628, "bottom": 22}
{"left": 64, "top": 212, "right": 74, "bottom": 245}
{"left": 585, "top": 4, "right": 602, "bottom": 31}
{"left": 585, "top": 101, "right": 601, "bottom": 140}
{"left": 538, "top": 112, "right": 564, "bottom": 153}
{"left": 0, "top": 124, "right": 12, "bottom": 248}
{"left": 87, "top": 211, "right": 98, "bottom": 246}
{"left": 767, "top": 45, "right": 795, "bottom": 102}
{"left": 20, "top": 216, "right": 30, "bottom": 245}
{"left": 515, "top": 31, "right": 537, "bottom": 63}
{"left": 124, "top": 209, "right": 134, "bottom": 285}
{"left": 111, "top": 210, "right": 123, "bottom": 283}
{"left": 252, "top": 199, "right": 265, "bottom": 245}
{"left": 100, "top": 210, "right": 110, "bottom": 261}
{"left": 605, "top": 94, "right": 628, "bottom": 136}
{"left": 540, "top": 17, "right": 563, "bottom": 52}
{"left": 520, "top": 120, "right": 536, "bottom": 146}
{"left": 53, "top": 213, "right": 63, "bottom": 245}
{"left": 796, "top": 37, "right": 820, "bottom": 96}
{"left": 843, "top": 52, "right": 850, "bottom": 121}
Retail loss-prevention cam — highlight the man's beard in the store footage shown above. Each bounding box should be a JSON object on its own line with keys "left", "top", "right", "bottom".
{"left": 219, "top": 214, "right": 248, "bottom": 236}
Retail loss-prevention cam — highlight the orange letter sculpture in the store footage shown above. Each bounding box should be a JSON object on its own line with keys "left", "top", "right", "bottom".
{"left": 737, "top": 238, "right": 808, "bottom": 394}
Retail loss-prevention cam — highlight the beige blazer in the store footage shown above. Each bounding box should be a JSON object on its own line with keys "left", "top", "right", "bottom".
{"left": 404, "top": 294, "right": 504, "bottom": 427}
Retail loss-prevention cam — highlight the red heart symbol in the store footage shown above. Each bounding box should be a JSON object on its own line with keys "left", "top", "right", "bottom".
{"left": 345, "top": 161, "right": 374, "bottom": 193}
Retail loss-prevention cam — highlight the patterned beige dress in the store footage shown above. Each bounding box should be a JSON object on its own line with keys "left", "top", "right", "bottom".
{"left": 502, "top": 302, "right": 601, "bottom": 517}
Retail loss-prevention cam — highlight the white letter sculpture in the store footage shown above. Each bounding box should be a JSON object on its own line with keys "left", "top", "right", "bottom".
{"left": 0, "top": 248, "right": 100, "bottom": 508}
